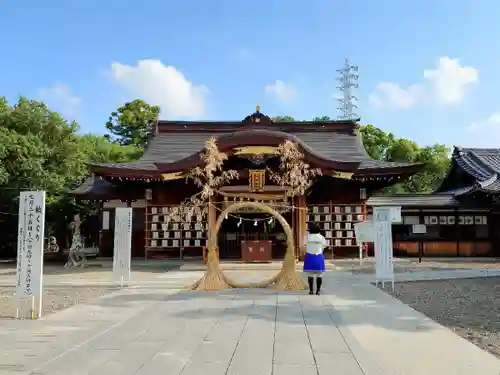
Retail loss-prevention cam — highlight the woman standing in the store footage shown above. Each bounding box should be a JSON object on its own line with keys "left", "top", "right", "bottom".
{"left": 303, "top": 223, "right": 328, "bottom": 295}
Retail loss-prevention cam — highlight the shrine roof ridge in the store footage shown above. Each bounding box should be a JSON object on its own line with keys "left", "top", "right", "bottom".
{"left": 154, "top": 118, "right": 361, "bottom": 133}
{"left": 88, "top": 125, "right": 422, "bottom": 177}
{"left": 436, "top": 146, "right": 500, "bottom": 196}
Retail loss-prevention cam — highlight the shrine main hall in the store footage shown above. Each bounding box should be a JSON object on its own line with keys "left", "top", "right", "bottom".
{"left": 73, "top": 108, "right": 497, "bottom": 259}
{"left": 73, "top": 108, "right": 425, "bottom": 260}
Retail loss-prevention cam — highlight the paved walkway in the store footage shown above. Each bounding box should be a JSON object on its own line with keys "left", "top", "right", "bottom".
{"left": 1, "top": 273, "right": 500, "bottom": 374}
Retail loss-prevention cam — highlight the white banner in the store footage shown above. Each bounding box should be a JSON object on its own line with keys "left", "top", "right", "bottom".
{"left": 373, "top": 207, "right": 394, "bottom": 289}
{"left": 113, "top": 207, "right": 132, "bottom": 286}
{"left": 16, "top": 191, "right": 46, "bottom": 318}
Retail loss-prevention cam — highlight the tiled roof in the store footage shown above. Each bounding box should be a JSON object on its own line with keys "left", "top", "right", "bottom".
{"left": 449, "top": 147, "right": 500, "bottom": 194}
{"left": 454, "top": 147, "right": 500, "bottom": 179}
{"left": 92, "top": 126, "right": 417, "bottom": 173}
{"left": 70, "top": 176, "right": 116, "bottom": 197}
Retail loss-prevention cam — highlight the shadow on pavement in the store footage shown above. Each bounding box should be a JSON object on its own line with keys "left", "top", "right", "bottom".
{"left": 91, "top": 283, "right": 438, "bottom": 334}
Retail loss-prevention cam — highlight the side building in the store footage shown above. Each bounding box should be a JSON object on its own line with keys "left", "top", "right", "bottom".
{"left": 367, "top": 147, "right": 499, "bottom": 257}
{"left": 72, "top": 108, "right": 421, "bottom": 260}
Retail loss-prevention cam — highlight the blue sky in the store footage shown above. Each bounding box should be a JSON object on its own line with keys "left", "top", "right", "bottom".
{"left": 1, "top": 0, "right": 500, "bottom": 148}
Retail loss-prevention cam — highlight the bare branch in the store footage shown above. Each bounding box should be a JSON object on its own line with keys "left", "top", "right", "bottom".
{"left": 168, "top": 137, "right": 239, "bottom": 223}
{"left": 268, "top": 140, "right": 322, "bottom": 197}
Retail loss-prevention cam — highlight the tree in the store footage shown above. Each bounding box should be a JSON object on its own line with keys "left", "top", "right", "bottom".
{"left": 273, "top": 115, "right": 295, "bottom": 122}
{"left": 359, "top": 125, "right": 396, "bottom": 160}
{"left": 0, "top": 96, "right": 145, "bottom": 258}
{"left": 0, "top": 97, "right": 90, "bottom": 256}
{"left": 270, "top": 116, "right": 451, "bottom": 194}
{"left": 0, "top": 97, "right": 88, "bottom": 197}
{"left": 359, "top": 125, "right": 451, "bottom": 194}
{"left": 312, "top": 116, "right": 332, "bottom": 121}
{"left": 78, "top": 134, "right": 142, "bottom": 164}
{"left": 105, "top": 99, "right": 160, "bottom": 149}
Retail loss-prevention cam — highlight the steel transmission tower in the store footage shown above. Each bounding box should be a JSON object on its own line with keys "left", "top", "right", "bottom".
{"left": 336, "top": 58, "right": 359, "bottom": 120}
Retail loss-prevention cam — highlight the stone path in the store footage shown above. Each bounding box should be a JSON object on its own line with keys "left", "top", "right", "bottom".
{"left": 1, "top": 273, "right": 500, "bottom": 374}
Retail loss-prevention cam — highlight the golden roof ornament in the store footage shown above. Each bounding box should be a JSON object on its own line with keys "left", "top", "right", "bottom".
{"left": 255, "top": 105, "right": 261, "bottom": 122}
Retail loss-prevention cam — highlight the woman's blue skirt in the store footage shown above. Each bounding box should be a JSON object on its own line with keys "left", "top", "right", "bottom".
{"left": 303, "top": 253, "right": 326, "bottom": 273}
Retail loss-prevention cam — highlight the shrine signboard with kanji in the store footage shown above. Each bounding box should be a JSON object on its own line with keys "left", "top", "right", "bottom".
{"left": 113, "top": 207, "right": 132, "bottom": 287}
{"left": 15, "top": 191, "right": 46, "bottom": 319}
{"left": 249, "top": 169, "right": 265, "bottom": 192}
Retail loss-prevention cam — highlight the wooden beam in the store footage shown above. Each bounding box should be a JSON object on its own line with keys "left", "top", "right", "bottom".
{"left": 298, "top": 195, "right": 307, "bottom": 261}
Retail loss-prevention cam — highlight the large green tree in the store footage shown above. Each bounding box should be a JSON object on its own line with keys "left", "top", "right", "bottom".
{"left": 105, "top": 99, "right": 161, "bottom": 149}
{"left": 0, "top": 97, "right": 89, "bottom": 256}
{"left": 360, "top": 125, "right": 450, "bottom": 193}
{"left": 0, "top": 97, "right": 143, "bottom": 257}
{"left": 78, "top": 134, "right": 142, "bottom": 164}
{"left": 275, "top": 114, "right": 451, "bottom": 194}
{"left": 0, "top": 97, "right": 87, "bottom": 197}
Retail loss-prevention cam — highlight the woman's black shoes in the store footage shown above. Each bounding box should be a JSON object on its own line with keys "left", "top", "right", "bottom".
{"left": 308, "top": 277, "right": 314, "bottom": 295}
{"left": 316, "top": 277, "right": 322, "bottom": 295}
{"left": 308, "top": 276, "right": 323, "bottom": 295}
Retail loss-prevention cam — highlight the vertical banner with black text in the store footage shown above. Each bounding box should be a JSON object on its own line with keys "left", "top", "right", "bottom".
{"left": 16, "top": 191, "right": 46, "bottom": 319}
{"left": 113, "top": 207, "right": 132, "bottom": 287}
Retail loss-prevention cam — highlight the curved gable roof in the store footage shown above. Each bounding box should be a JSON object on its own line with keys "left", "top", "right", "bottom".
{"left": 89, "top": 121, "right": 421, "bottom": 178}
{"left": 154, "top": 128, "right": 360, "bottom": 173}
{"left": 438, "top": 147, "right": 500, "bottom": 195}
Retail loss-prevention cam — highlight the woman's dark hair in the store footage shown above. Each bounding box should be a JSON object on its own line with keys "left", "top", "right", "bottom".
{"left": 308, "top": 223, "right": 321, "bottom": 234}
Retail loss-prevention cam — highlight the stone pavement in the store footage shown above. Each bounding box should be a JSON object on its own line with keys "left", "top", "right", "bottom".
{"left": 1, "top": 273, "right": 500, "bottom": 374}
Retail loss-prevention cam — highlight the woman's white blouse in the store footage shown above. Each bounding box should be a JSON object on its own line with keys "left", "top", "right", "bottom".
{"left": 304, "top": 233, "right": 328, "bottom": 255}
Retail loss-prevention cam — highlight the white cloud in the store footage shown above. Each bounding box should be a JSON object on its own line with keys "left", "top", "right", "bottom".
{"left": 109, "top": 59, "right": 209, "bottom": 119}
{"left": 424, "top": 57, "right": 478, "bottom": 105}
{"left": 370, "top": 57, "right": 478, "bottom": 109}
{"left": 469, "top": 113, "right": 500, "bottom": 133}
{"left": 265, "top": 80, "right": 297, "bottom": 103}
{"left": 369, "top": 82, "right": 423, "bottom": 109}
{"left": 466, "top": 112, "right": 500, "bottom": 147}
{"left": 38, "top": 84, "right": 82, "bottom": 120}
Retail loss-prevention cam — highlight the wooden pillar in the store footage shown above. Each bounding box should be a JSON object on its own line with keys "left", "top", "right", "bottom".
{"left": 297, "top": 195, "right": 307, "bottom": 261}
{"left": 362, "top": 198, "right": 368, "bottom": 257}
{"left": 144, "top": 197, "right": 148, "bottom": 260}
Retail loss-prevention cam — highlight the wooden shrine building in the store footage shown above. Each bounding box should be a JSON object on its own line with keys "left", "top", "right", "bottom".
{"left": 72, "top": 108, "right": 422, "bottom": 260}
{"left": 367, "top": 147, "right": 500, "bottom": 257}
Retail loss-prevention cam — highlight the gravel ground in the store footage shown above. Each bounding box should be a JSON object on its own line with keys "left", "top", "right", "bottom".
{"left": 0, "top": 286, "right": 119, "bottom": 319}
{"left": 390, "top": 277, "right": 500, "bottom": 358}
{"left": 347, "top": 259, "right": 500, "bottom": 275}
{"left": 349, "top": 265, "right": 457, "bottom": 274}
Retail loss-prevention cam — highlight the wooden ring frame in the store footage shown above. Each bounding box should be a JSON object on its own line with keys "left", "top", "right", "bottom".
{"left": 208, "top": 201, "right": 297, "bottom": 289}
{"left": 210, "top": 201, "right": 294, "bottom": 257}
